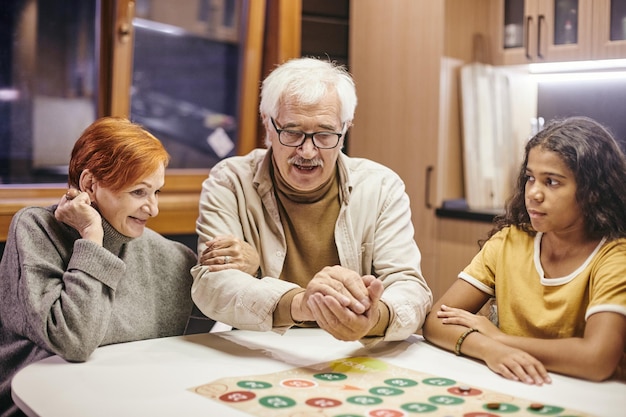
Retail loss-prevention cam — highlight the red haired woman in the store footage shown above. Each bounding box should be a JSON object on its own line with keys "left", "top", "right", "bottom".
{"left": 0, "top": 117, "right": 197, "bottom": 416}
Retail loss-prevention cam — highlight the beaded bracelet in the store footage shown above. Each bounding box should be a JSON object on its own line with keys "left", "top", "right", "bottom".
{"left": 454, "top": 328, "right": 479, "bottom": 356}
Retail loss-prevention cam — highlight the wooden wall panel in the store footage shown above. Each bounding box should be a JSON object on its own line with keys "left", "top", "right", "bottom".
{"left": 349, "top": 0, "right": 444, "bottom": 283}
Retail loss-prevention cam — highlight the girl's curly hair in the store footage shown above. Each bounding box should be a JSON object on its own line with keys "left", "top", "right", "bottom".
{"left": 487, "top": 116, "right": 626, "bottom": 243}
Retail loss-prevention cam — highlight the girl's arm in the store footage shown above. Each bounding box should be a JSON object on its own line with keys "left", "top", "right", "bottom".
{"left": 423, "top": 279, "right": 489, "bottom": 347}
{"left": 497, "top": 312, "right": 626, "bottom": 381}
{"left": 430, "top": 283, "right": 626, "bottom": 382}
{"left": 423, "top": 279, "right": 551, "bottom": 385}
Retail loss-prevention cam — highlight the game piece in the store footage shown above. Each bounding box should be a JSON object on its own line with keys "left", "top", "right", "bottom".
{"left": 458, "top": 385, "right": 471, "bottom": 392}
{"left": 530, "top": 403, "right": 545, "bottom": 410}
{"left": 486, "top": 402, "right": 501, "bottom": 410}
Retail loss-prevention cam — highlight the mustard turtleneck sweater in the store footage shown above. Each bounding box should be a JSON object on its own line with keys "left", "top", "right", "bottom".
{"left": 270, "top": 156, "right": 389, "bottom": 336}
{"left": 273, "top": 159, "right": 341, "bottom": 287}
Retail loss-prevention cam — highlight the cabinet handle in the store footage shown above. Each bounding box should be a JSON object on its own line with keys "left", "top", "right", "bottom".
{"left": 525, "top": 16, "right": 532, "bottom": 59}
{"left": 537, "top": 14, "right": 545, "bottom": 59}
{"left": 425, "top": 165, "right": 434, "bottom": 209}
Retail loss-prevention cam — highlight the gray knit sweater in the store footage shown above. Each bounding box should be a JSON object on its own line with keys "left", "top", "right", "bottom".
{"left": 0, "top": 205, "right": 196, "bottom": 416}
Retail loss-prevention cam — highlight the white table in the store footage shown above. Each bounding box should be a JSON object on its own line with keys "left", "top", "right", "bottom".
{"left": 12, "top": 328, "right": 626, "bottom": 417}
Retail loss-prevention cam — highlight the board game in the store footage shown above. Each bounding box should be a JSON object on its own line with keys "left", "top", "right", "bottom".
{"left": 190, "top": 357, "right": 593, "bottom": 417}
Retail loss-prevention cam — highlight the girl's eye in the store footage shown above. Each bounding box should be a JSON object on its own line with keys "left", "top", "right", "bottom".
{"left": 547, "top": 178, "right": 560, "bottom": 186}
{"left": 525, "top": 175, "right": 535, "bottom": 183}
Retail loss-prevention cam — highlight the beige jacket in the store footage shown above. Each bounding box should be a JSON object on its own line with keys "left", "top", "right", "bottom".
{"left": 191, "top": 148, "right": 432, "bottom": 342}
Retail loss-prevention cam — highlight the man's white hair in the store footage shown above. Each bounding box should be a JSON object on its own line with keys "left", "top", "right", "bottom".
{"left": 259, "top": 57, "right": 357, "bottom": 146}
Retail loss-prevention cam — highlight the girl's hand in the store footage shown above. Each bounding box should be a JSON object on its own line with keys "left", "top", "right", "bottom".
{"left": 437, "top": 304, "right": 501, "bottom": 339}
{"left": 484, "top": 343, "right": 552, "bottom": 386}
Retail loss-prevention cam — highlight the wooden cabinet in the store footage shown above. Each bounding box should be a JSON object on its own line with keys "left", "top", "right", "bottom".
{"left": 434, "top": 218, "right": 492, "bottom": 301}
{"left": 488, "top": 0, "right": 626, "bottom": 65}
{"left": 349, "top": 0, "right": 444, "bottom": 284}
{"left": 489, "top": 0, "right": 591, "bottom": 64}
{"left": 348, "top": 0, "right": 624, "bottom": 302}
{"left": 592, "top": 0, "right": 626, "bottom": 59}
{"left": 349, "top": 0, "right": 491, "bottom": 290}
{"left": 301, "top": 0, "right": 349, "bottom": 67}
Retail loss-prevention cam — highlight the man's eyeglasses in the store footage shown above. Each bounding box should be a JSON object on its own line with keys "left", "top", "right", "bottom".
{"left": 271, "top": 118, "right": 343, "bottom": 149}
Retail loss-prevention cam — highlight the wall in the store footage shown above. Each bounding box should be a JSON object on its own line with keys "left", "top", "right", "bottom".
{"left": 537, "top": 76, "right": 626, "bottom": 151}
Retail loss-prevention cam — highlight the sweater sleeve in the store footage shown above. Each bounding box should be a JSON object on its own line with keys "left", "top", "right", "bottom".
{"left": 4, "top": 208, "right": 126, "bottom": 362}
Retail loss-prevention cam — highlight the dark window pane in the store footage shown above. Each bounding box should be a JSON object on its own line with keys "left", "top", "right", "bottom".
{"left": 130, "top": 0, "right": 242, "bottom": 169}
{"left": 0, "top": 0, "right": 97, "bottom": 184}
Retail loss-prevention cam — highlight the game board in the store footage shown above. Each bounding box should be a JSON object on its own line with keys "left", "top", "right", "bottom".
{"left": 190, "top": 357, "right": 593, "bottom": 417}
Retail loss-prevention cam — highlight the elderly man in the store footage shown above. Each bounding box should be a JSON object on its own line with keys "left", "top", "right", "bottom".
{"left": 191, "top": 57, "right": 432, "bottom": 342}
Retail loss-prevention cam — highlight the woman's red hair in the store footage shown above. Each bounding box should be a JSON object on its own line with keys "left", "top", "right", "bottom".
{"left": 68, "top": 117, "right": 170, "bottom": 192}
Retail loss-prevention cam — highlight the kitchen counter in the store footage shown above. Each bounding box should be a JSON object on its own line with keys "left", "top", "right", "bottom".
{"left": 435, "top": 199, "right": 502, "bottom": 223}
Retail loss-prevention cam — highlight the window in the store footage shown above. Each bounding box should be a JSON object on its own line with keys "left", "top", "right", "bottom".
{"left": 0, "top": 0, "right": 98, "bottom": 184}
{"left": 0, "top": 0, "right": 267, "bottom": 240}
{"left": 131, "top": 0, "right": 242, "bottom": 169}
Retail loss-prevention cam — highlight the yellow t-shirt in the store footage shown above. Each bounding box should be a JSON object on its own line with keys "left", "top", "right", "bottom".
{"left": 460, "top": 226, "right": 626, "bottom": 379}
{"left": 460, "top": 226, "right": 626, "bottom": 339}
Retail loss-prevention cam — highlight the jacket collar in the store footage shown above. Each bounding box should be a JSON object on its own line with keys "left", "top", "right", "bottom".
{"left": 254, "top": 148, "right": 352, "bottom": 205}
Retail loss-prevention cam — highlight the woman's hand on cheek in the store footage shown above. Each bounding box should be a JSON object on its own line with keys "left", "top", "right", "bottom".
{"left": 55, "top": 189, "right": 103, "bottom": 244}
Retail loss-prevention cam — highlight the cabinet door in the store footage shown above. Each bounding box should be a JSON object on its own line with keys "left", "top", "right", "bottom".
{"left": 490, "top": 0, "right": 591, "bottom": 64}
{"left": 536, "top": 0, "right": 592, "bottom": 62}
{"left": 592, "top": 0, "right": 626, "bottom": 59}
{"left": 489, "top": 0, "right": 533, "bottom": 65}
{"left": 434, "top": 218, "right": 491, "bottom": 301}
{"left": 349, "top": 0, "right": 444, "bottom": 283}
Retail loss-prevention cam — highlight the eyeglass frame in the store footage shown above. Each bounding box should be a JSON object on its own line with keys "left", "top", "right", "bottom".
{"left": 270, "top": 117, "right": 344, "bottom": 149}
